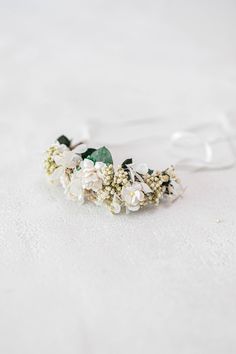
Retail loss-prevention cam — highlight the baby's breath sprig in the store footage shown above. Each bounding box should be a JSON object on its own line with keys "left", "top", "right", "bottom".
{"left": 44, "top": 145, "right": 59, "bottom": 175}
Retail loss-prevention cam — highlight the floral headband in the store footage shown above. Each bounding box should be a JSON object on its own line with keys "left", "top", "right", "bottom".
{"left": 44, "top": 135, "right": 182, "bottom": 214}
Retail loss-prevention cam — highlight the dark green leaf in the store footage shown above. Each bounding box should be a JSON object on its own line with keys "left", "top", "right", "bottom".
{"left": 81, "top": 148, "right": 97, "bottom": 159}
{"left": 148, "top": 168, "right": 154, "bottom": 175}
{"left": 121, "top": 158, "right": 133, "bottom": 168}
{"left": 90, "top": 146, "right": 113, "bottom": 165}
{"left": 57, "top": 135, "right": 71, "bottom": 147}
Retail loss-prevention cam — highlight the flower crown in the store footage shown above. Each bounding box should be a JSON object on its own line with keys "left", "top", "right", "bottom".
{"left": 44, "top": 135, "right": 181, "bottom": 214}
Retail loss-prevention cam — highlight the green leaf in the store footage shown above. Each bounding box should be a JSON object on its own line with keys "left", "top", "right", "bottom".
{"left": 57, "top": 135, "right": 71, "bottom": 147}
{"left": 90, "top": 146, "right": 113, "bottom": 166}
{"left": 148, "top": 168, "right": 154, "bottom": 175}
{"left": 121, "top": 158, "right": 133, "bottom": 168}
{"left": 86, "top": 155, "right": 96, "bottom": 163}
{"left": 81, "top": 148, "right": 97, "bottom": 160}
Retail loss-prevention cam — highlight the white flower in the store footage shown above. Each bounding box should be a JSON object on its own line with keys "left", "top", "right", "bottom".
{"left": 78, "top": 159, "right": 106, "bottom": 192}
{"left": 166, "top": 167, "right": 178, "bottom": 180}
{"left": 124, "top": 161, "right": 152, "bottom": 194}
{"left": 64, "top": 170, "right": 84, "bottom": 204}
{"left": 126, "top": 162, "right": 149, "bottom": 182}
{"left": 133, "top": 163, "right": 149, "bottom": 175}
{"left": 110, "top": 194, "right": 122, "bottom": 214}
{"left": 121, "top": 182, "right": 145, "bottom": 212}
{"left": 49, "top": 143, "right": 86, "bottom": 185}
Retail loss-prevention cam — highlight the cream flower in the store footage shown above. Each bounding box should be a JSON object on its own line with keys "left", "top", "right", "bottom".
{"left": 64, "top": 170, "right": 84, "bottom": 204}
{"left": 78, "top": 159, "right": 106, "bottom": 192}
{"left": 49, "top": 144, "right": 86, "bottom": 186}
{"left": 121, "top": 182, "right": 145, "bottom": 212}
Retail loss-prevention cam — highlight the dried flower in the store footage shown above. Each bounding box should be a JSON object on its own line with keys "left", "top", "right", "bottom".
{"left": 44, "top": 136, "right": 182, "bottom": 214}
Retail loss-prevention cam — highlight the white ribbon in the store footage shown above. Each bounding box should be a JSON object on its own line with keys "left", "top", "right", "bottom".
{"left": 171, "top": 118, "right": 236, "bottom": 171}
{"left": 79, "top": 115, "right": 236, "bottom": 172}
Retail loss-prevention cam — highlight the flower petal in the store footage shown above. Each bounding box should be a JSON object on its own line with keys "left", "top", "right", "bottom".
{"left": 137, "top": 191, "right": 144, "bottom": 201}
{"left": 63, "top": 151, "right": 75, "bottom": 166}
{"left": 53, "top": 155, "right": 64, "bottom": 165}
{"left": 95, "top": 162, "right": 106, "bottom": 170}
{"left": 82, "top": 159, "right": 94, "bottom": 169}
{"left": 74, "top": 144, "right": 87, "bottom": 154}
{"left": 141, "top": 182, "right": 152, "bottom": 194}
{"left": 128, "top": 205, "right": 140, "bottom": 212}
{"left": 134, "top": 163, "right": 148, "bottom": 175}
{"left": 112, "top": 202, "right": 121, "bottom": 214}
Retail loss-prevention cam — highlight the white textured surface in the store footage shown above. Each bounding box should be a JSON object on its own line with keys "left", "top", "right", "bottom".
{"left": 0, "top": 1, "right": 236, "bottom": 353}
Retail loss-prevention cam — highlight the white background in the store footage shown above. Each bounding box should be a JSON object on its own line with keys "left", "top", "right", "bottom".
{"left": 0, "top": 1, "right": 236, "bottom": 353}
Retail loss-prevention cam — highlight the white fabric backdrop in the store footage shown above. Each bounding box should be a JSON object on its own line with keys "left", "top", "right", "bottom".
{"left": 0, "top": 1, "right": 236, "bottom": 353}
